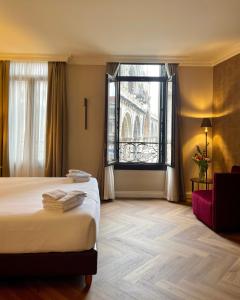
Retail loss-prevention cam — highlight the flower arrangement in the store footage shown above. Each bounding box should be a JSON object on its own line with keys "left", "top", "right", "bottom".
{"left": 192, "top": 145, "right": 211, "bottom": 181}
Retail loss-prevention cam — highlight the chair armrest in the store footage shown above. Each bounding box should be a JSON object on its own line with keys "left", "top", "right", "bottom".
{"left": 213, "top": 173, "right": 240, "bottom": 232}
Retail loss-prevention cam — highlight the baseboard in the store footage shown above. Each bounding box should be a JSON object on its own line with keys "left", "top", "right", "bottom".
{"left": 115, "top": 190, "right": 166, "bottom": 199}
{"left": 115, "top": 190, "right": 192, "bottom": 201}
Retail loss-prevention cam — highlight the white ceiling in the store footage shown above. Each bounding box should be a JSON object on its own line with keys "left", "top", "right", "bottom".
{"left": 0, "top": 0, "right": 240, "bottom": 65}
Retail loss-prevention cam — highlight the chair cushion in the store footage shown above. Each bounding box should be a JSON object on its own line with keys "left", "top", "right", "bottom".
{"left": 192, "top": 190, "right": 213, "bottom": 228}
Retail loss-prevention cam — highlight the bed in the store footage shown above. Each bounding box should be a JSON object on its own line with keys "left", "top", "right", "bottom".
{"left": 0, "top": 177, "right": 100, "bottom": 288}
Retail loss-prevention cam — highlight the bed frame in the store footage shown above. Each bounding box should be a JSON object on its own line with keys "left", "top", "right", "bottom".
{"left": 0, "top": 246, "right": 97, "bottom": 289}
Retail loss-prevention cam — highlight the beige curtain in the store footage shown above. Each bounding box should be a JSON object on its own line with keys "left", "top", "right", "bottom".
{"left": 45, "top": 62, "right": 67, "bottom": 177}
{"left": 106, "top": 62, "right": 120, "bottom": 77}
{"left": 0, "top": 61, "right": 10, "bottom": 176}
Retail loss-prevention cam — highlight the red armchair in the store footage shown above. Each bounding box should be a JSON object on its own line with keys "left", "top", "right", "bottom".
{"left": 192, "top": 166, "right": 240, "bottom": 232}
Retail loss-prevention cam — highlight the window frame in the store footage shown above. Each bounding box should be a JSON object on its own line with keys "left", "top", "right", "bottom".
{"left": 104, "top": 73, "right": 119, "bottom": 166}
{"left": 105, "top": 63, "right": 173, "bottom": 171}
{"left": 165, "top": 74, "right": 176, "bottom": 168}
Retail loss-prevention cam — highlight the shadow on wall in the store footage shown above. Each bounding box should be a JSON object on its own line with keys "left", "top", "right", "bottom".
{"left": 181, "top": 108, "right": 238, "bottom": 176}
{"left": 212, "top": 110, "right": 240, "bottom": 173}
{"left": 213, "top": 56, "right": 240, "bottom": 172}
{"left": 212, "top": 134, "right": 232, "bottom": 172}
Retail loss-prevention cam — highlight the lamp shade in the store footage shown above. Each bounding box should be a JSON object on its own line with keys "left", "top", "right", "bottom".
{"left": 201, "top": 118, "right": 212, "bottom": 128}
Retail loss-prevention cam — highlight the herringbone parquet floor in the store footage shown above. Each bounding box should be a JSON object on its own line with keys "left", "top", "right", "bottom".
{"left": 0, "top": 199, "right": 240, "bottom": 300}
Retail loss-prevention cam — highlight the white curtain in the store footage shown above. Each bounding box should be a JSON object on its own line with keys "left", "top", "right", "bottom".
{"left": 104, "top": 165, "right": 115, "bottom": 200}
{"left": 8, "top": 62, "right": 48, "bottom": 176}
{"left": 165, "top": 166, "right": 179, "bottom": 202}
{"left": 164, "top": 63, "right": 185, "bottom": 202}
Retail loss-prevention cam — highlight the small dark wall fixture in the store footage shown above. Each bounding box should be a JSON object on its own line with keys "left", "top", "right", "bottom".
{"left": 84, "top": 98, "right": 88, "bottom": 130}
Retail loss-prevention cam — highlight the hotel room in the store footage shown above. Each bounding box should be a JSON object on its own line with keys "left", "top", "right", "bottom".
{"left": 0, "top": 0, "right": 240, "bottom": 299}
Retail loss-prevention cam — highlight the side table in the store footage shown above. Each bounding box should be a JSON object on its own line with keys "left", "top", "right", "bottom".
{"left": 190, "top": 177, "right": 213, "bottom": 192}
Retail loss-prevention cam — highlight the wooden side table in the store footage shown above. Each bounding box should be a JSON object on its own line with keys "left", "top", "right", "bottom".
{"left": 190, "top": 177, "right": 213, "bottom": 192}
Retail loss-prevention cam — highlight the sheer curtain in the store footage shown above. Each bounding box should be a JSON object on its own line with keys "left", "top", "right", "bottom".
{"left": 8, "top": 62, "right": 48, "bottom": 176}
{"left": 104, "top": 165, "right": 115, "bottom": 200}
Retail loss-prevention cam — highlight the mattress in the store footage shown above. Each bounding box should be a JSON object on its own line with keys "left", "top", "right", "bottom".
{"left": 0, "top": 177, "right": 100, "bottom": 253}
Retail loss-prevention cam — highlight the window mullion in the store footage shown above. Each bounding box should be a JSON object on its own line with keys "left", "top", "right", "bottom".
{"left": 159, "top": 82, "right": 165, "bottom": 164}
{"left": 116, "top": 80, "right": 120, "bottom": 163}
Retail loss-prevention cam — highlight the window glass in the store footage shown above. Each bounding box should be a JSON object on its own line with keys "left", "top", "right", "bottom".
{"left": 119, "top": 80, "right": 160, "bottom": 163}
{"left": 106, "top": 80, "right": 117, "bottom": 164}
{"left": 120, "top": 64, "right": 166, "bottom": 77}
{"left": 166, "top": 80, "right": 173, "bottom": 165}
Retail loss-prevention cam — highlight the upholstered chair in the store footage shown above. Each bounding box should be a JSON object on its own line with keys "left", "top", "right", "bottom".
{"left": 192, "top": 166, "right": 240, "bottom": 232}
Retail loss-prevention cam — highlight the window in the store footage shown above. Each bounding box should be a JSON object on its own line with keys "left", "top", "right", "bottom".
{"left": 8, "top": 62, "right": 48, "bottom": 176}
{"left": 105, "top": 63, "right": 174, "bottom": 170}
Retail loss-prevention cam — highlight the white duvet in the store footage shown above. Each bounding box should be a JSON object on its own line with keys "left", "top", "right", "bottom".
{"left": 0, "top": 177, "right": 100, "bottom": 253}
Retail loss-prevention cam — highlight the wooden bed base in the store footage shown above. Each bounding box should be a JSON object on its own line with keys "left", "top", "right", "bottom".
{"left": 0, "top": 248, "right": 97, "bottom": 289}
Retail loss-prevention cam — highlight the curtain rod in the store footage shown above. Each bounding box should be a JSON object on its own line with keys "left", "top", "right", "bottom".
{"left": 0, "top": 53, "right": 71, "bottom": 62}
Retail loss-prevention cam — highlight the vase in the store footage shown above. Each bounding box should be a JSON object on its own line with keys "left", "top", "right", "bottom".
{"left": 199, "top": 167, "right": 206, "bottom": 181}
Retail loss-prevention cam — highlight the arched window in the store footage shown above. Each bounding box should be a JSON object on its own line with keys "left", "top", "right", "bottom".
{"left": 121, "top": 113, "right": 132, "bottom": 142}
{"left": 133, "top": 116, "right": 141, "bottom": 141}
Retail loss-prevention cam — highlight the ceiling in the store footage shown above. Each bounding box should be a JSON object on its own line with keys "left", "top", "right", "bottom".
{"left": 0, "top": 0, "right": 240, "bottom": 65}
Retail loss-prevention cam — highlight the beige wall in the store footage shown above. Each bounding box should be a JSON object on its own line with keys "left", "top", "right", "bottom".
{"left": 213, "top": 54, "right": 240, "bottom": 172}
{"left": 114, "top": 170, "right": 165, "bottom": 195}
{"left": 179, "top": 66, "right": 213, "bottom": 195}
{"left": 67, "top": 64, "right": 105, "bottom": 178}
{"left": 67, "top": 64, "right": 213, "bottom": 197}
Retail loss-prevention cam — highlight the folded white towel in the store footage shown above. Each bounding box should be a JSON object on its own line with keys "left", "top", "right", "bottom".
{"left": 43, "top": 190, "right": 86, "bottom": 204}
{"left": 42, "top": 189, "right": 67, "bottom": 201}
{"left": 68, "top": 169, "right": 92, "bottom": 177}
{"left": 43, "top": 190, "right": 87, "bottom": 212}
{"left": 43, "top": 198, "right": 84, "bottom": 212}
{"left": 66, "top": 175, "right": 90, "bottom": 183}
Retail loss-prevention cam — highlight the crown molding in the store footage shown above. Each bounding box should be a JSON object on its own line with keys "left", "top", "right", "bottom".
{"left": 0, "top": 46, "right": 239, "bottom": 66}
{"left": 0, "top": 53, "right": 71, "bottom": 62}
{"left": 212, "top": 43, "right": 240, "bottom": 66}
{"left": 69, "top": 54, "right": 213, "bottom": 66}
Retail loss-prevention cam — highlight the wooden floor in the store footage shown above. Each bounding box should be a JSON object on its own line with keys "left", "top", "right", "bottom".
{"left": 1, "top": 199, "right": 240, "bottom": 300}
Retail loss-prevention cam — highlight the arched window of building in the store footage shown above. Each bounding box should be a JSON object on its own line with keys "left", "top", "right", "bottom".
{"left": 133, "top": 116, "right": 141, "bottom": 141}
{"left": 121, "top": 113, "right": 132, "bottom": 142}
{"left": 151, "top": 122, "right": 154, "bottom": 142}
{"left": 143, "top": 115, "right": 150, "bottom": 141}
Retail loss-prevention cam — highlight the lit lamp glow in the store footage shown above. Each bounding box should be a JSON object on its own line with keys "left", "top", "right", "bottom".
{"left": 200, "top": 118, "right": 212, "bottom": 157}
{"left": 200, "top": 118, "right": 212, "bottom": 184}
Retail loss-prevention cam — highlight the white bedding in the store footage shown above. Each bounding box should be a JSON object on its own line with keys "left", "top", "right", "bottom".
{"left": 0, "top": 177, "right": 100, "bottom": 253}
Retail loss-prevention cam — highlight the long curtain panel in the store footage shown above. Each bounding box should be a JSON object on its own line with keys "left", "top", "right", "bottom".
{"left": 8, "top": 62, "right": 48, "bottom": 176}
{"left": 45, "top": 62, "right": 67, "bottom": 177}
{"left": 0, "top": 61, "right": 10, "bottom": 176}
{"left": 99, "top": 62, "right": 120, "bottom": 200}
{"left": 165, "top": 63, "right": 185, "bottom": 202}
